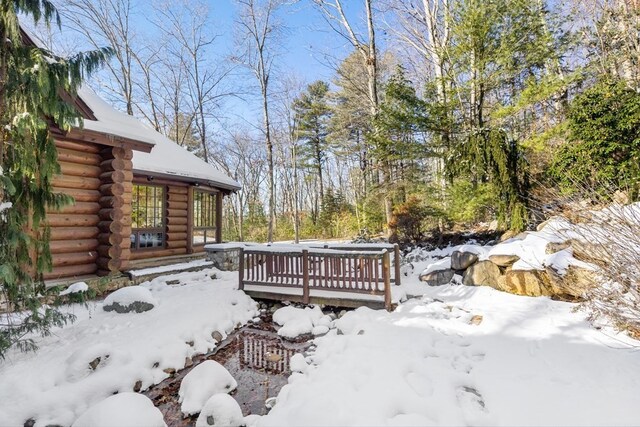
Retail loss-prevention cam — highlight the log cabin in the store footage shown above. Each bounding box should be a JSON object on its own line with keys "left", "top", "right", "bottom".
{"left": 45, "top": 86, "right": 241, "bottom": 281}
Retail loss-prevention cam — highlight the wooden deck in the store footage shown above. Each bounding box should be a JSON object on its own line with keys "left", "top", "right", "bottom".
{"left": 238, "top": 244, "right": 401, "bottom": 311}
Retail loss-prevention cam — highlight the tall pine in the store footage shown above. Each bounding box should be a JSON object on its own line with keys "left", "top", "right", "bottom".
{"left": 0, "top": 0, "right": 110, "bottom": 356}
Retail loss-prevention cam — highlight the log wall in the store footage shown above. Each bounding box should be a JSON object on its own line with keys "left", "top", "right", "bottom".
{"left": 45, "top": 140, "right": 102, "bottom": 280}
{"left": 96, "top": 146, "right": 133, "bottom": 276}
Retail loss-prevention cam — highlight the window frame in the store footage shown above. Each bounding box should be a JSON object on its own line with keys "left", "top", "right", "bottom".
{"left": 192, "top": 189, "right": 218, "bottom": 246}
{"left": 130, "top": 183, "right": 166, "bottom": 251}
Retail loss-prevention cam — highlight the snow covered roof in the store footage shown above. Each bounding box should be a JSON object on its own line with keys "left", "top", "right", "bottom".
{"left": 76, "top": 87, "right": 241, "bottom": 191}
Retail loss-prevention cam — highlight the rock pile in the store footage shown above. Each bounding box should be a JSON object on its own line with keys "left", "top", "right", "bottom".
{"left": 419, "top": 228, "right": 598, "bottom": 300}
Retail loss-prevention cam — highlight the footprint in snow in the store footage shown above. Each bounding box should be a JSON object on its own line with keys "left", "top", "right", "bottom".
{"left": 456, "top": 385, "right": 486, "bottom": 411}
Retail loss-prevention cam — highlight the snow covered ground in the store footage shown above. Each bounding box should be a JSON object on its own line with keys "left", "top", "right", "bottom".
{"left": 0, "top": 268, "right": 257, "bottom": 426}
{"left": 258, "top": 283, "right": 640, "bottom": 426}
{"left": 1, "top": 246, "right": 640, "bottom": 426}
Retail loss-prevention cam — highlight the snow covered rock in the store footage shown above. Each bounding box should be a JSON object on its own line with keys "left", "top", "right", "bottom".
{"left": 420, "top": 269, "right": 454, "bottom": 286}
{"left": 71, "top": 393, "right": 165, "bottom": 427}
{"left": 179, "top": 361, "right": 238, "bottom": 416}
{"left": 273, "top": 306, "right": 324, "bottom": 338}
{"left": 103, "top": 286, "right": 156, "bottom": 314}
{"left": 59, "top": 281, "right": 89, "bottom": 296}
{"left": 195, "top": 394, "right": 243, "bottom": 427}
{"left": 451, "top": 250, "right": 478, "bottom": 270}
{"left": 462, "top": 260, "right": 501, "bottom": 288}
{"left": 64, "top": 344, "right": 111, "bottom": 382}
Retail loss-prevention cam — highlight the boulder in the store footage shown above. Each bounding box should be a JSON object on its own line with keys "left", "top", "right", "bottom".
{"left": 103, "top": 286, "right": 156, "bottom": 314}
{"left": 179, "top": 360, "right": 238, "bottom": 416}
{"left": 503, "top": 269, "right": 553, "bottom": 297}
{"left": 462, "top": 261, "right": 502, "bottom": 288}
{"left": 499, "top": 230, "right": 518, "bottom": 242}
{"left": 451, "top": 251, "right": 478, "bottom": 270}
{"left": 488, "top": 254, "right": 520, "bottom": 267}
{"left": 546, "top": 265, "right": 596, "bottom": 299}
{"left": 419, "top": 269, "right": 455, "bottom": 286}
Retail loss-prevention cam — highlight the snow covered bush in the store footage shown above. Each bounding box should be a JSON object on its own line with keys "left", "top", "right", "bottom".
{"left": 179, "top": 360, "right": 238, "bottom": 415}
{"left": 567, "top": 203, "right": 640, "bottom": 337}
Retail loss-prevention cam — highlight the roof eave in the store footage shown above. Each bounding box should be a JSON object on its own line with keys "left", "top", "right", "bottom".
{"left": 133, "top": 169, "right": 242, "bottom": 193}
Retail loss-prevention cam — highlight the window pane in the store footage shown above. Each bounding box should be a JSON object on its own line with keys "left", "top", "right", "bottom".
{"left": 131, "top": 184, "right": 165, "bottom": 250}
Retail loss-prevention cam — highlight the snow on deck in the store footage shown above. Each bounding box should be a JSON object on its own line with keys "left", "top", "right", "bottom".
{"left": 127, "top": 259, "right": 213, "bottom": 277}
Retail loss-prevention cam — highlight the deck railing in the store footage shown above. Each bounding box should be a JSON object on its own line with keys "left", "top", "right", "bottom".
{"left": 238, "top": 246, "right": 395, "bottom": 310}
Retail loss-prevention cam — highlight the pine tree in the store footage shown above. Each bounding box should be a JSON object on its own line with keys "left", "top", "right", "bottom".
{"left": 0, "top": 0, "right": 111, "bottom": 357}
{"left": 293, "top": 80, "right": 332, "bottom": 223}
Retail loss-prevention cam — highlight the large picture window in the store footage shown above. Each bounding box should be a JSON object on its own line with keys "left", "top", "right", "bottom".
{"left": 193, "top": 190, "right": 217, "bottom": 245}
{"left": 131, "top": 184, "right": 165, "bottom": 250}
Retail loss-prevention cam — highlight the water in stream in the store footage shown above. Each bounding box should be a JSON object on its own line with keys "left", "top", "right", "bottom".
{"left": 144, "top": 316, "right": 310, "bottom": 426}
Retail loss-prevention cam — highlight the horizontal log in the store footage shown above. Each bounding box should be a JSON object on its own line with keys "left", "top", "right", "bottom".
{"left": 167, "top": 224, "right": 187, "bottom": 233}
{"left": 98, "top": 232, "right": 128, "bottom": 246}
{"left": 100, "top": 158, "right": 133, "bottom": 172}
{"left": 167, "top": 232, "right": 187, "bottom": 241}
{"left": 113, "top": 146, "right": 134, "bottom": 161}
{"left": 53, "top": 188, "right": 101, "bottom": 203}
{"left": 168, "top": 186, "right": 188, "bottom": 195}
{"left": 167, "top": 193, "right": 188, "bottom": 203}
{"left": 52, "top": 251, "right": 98, "bottom": 267}
{"left": 59, "top": 161, "right": 102, "bottom": 179}
{"left": 55, "top": 139, "right": 101, "bottom": 154}
{"left": 50, "top": 227, "right": 99, "bottom": 241}
{"left": 47, "top": 201, "right": 101, "bottom": 215}
{"left": 99, "top": 170, "right": 133, "bottom": 184}
{"left": 167, "top": 200, "right": 188, "bottom": 210}
{"left": 52, "top": 175, "right": 101, "bottom": 191}
{"left": 96, "top": 245, "right": 131, "bottom": 260}
{"left": 50, "top": 239, "right": 98, "bottom": 255}
{"left": 166, "top": 216, "right": 188, "bottom": 226}
{"left": 98, "top": 206, "right": 131, "bottom": 221}
{"left": 166, "top": 240, "right": 187, "bottom": 249}
{"left": 167, "top": 208, "right": 187, "bottom": 218}
{"left": 47, "top": 214, "right": 100, "bottom": 228}
{"left": 99, "top": 182, "right": 132, "bottom": 197}
{"left": 130, "top": 247, "right": 186, "bottom": 260}
{"left": 57, "top": 148, "right": 101, "bottom": 166}
{"left": 99, "top": 196, "right": 125, "bottom": 209}
{"left": 96, "top": 256, "right": 122, "bottom": 271}
{"left": 44, "top": 263, "right": 98, "bottom": 280}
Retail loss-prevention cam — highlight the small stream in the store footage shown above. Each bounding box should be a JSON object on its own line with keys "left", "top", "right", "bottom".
{"left": 144, "top": 313, "right": 310, "bottom": 426}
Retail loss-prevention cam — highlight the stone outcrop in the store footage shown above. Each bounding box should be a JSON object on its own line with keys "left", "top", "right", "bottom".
{"left": 462, "top": 261, "right": 502, "bottom": 289}
{"left": 451, "top": 251, "right": 479, "bottom": 270}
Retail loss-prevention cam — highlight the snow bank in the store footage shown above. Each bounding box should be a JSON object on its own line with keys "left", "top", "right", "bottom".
{"left": 179, "top": 360, "right": 238, "bottom": 415}
{"left": 272, "top": 306, "right": 326, "bottom": 338}
{"left": 59, "top": 281, "right": 89, "bottom": 296}
{"left": 71, "top": 393, "right": 165, "bottom": 427}
{"left": 0, "top": 267, "right": 257, "bottom": 426}
{"left": 195, "top": 394, "right": 244, "bottom": 427}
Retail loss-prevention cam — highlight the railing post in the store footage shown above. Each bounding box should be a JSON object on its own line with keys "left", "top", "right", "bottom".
{"left": 238, "top": 248, "right": 245, "bottom": 291}
{"left": 394, "top": 244, "right": 401, "bottom": 286}
{"left": 382, "top": 250, "right": 391, "bottom": 311}
{"left": 302, "top": 249, "right": 310, "bottom": 304}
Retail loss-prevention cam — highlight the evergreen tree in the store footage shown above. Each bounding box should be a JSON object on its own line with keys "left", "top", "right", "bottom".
{"left": 0, "top": 1, "right": 110, "bottom": 357}
{"left": 293, "top": 80, "right": 332, "bottom": 223}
